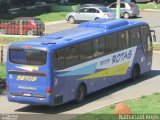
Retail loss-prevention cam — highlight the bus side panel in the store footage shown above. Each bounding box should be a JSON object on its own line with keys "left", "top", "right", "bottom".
{"left": 88, "top": 44, "right": 152, "bottom": 94}
{"left": 54, "top": 46, "right": 144, "bottom": 104}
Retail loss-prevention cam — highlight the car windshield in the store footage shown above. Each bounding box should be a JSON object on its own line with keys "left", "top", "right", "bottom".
{"left": 9, "top": 48, "right": 47, "bottom": 65}
{"left": 99, "top": 7, "right": 112, "bottom": 12}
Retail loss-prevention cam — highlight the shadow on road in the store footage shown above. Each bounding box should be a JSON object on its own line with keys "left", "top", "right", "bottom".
{"left": 15, "top": 70, "right": 160, "bottom": 114}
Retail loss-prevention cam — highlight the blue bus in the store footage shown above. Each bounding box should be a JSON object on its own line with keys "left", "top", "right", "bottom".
{"left": 6, "top": 18, "right": 156, "bottom": 106}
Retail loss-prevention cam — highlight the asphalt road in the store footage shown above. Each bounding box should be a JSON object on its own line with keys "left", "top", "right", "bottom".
{"left": 45, "top": 11, "right": 160, "bottom": 42}
{"left": 136, "top": 11, "right": 160, "bottom": 43}
{"left": 0, "top": 52, "right": 160, "bottom": 120}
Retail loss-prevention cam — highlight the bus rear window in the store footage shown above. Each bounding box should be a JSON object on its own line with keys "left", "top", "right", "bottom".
{"left": 9, "top": 48, "right": 47, "bottom": 65}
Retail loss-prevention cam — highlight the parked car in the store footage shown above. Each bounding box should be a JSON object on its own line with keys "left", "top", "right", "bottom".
{"left": 108, "top": 2, "right": 140, "bottom": 19}
{"left": 0, "top": 17, "right": 45, "bottom": 35}
{"left": 66, "top": 6, "right": 116, "bottom": 24}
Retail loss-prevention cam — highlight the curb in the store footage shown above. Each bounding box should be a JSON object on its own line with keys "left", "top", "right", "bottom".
{"left": 45, "top": 20, "right": 67, "bottom": 25}
{"left": 140, "top": 9, "right": 160, "bottom": 12}
{"left": 90, "top": 93, "right": 154, "bottom": 113}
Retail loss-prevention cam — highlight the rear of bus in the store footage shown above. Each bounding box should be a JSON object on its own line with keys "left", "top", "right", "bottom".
{"left": 6, "top": 44, "right": 53, "bottom": 106}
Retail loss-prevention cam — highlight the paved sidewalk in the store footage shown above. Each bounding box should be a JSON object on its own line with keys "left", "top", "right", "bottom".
{"left": 141, "top": 9, "right": 160, "bottom": 12}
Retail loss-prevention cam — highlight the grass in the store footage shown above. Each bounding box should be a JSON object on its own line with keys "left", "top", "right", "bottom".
{"left": 0, "top": 37, "right": 33, "bottom": 44}
{"left": 0, "top": 64, "right": 6, "bottom": 80}
{"left": 36, "top": 12, "right": 68, "bottom": 23}
{"left": 72, "top": 93, "right": 160, "bottom": 120}
{"left": 137, "top": 3, "right": 160, "bottom": 10}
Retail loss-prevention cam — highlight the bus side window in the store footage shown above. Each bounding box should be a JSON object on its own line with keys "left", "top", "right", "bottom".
{"left": 66, "top": 45, "right": 79, "bottom": 67}
{"left": 93, "top": 37, "right": 105, "bottom": 57}
{"left": 53, "top": 49, "right": 65, "bottom": 70}
{"left": 105, "top": 35, "right": 112, "bottom": 54}
{"left": 140, "top": 26, "right": 152, "bottom": 54}
{"left": 79, "top": 41, "right": 92, "bottom": 62}
{"left": 119, "top": 30, "right": 129, "bottom": 49}
{"left": 130, "top": 27, "right": 141, "bottom": 46}
{"left": 106, "top": 33, "right": 118, "bottom": 52}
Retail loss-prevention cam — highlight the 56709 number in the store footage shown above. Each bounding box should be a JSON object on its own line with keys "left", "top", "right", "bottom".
{"left": 17, "top": 75, "right": 37, "bottom": 82}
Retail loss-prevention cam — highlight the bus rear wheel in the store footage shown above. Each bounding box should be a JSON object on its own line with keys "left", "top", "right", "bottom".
{"left": 131, "top": 65, "right": 140, "bottom": 81}
{"left": 75, "top": 84, "right": 86, "bottom": 104}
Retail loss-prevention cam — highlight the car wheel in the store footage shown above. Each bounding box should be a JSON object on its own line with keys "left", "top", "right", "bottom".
{"left": 0, "top": 29, "right": 5, "bottom": 35}
{"left": 69, "top": 16, "right": 75, "bottom": 24}
{"left": 123, "top": 12, "right": 130, "bottom": 19}
{"left": 27, "top": 30, "right": 33, "bottom": 36}
{"left": 131, "top": 64, "right": 140, "bottom": 81}
{"left": 75, "top": 84, "right": 86, "bottom": 104}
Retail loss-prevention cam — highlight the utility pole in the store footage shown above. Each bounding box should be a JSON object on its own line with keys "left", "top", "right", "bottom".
{"left": 116, "top": 0, "right": 120, "bottom": 19}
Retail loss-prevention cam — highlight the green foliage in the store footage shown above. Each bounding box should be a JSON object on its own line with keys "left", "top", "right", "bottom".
{"left": 0, "top": 37, "right": 32, "bottom": 44}
{"left": 72, "top": 114, "right": 118, "bottom": 120}
{"left": 137, "top": 3, "right": 160, "bottom": 10}
{"left": 0, "top": 64, "right": 6, "bottom": 80}
{"left": 50, "top": 3, "right": 80, "bottom": 12}
{"left": 36, "top": 12, "right": 68, "bottom": 23}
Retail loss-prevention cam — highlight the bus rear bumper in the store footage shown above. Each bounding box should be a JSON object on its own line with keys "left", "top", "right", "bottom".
{"left": 7, "top": 93, "right": 53, "bottom": 106}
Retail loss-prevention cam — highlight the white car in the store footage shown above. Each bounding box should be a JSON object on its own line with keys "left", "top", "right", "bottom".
{"left": 66, "top": 6, "right": 116, "bottom": 24}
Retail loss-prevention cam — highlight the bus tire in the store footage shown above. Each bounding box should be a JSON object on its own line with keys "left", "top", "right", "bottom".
{"left": 75, "top": 84, "right": 86, "bottom": 104}
{"left": 131, "top": 64, "right": 140, "bottom": 81}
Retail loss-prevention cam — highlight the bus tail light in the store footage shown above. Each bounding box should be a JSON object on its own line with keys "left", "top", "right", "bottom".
{"left": 47, "top": 87, "right": 52, "bottom": 93}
